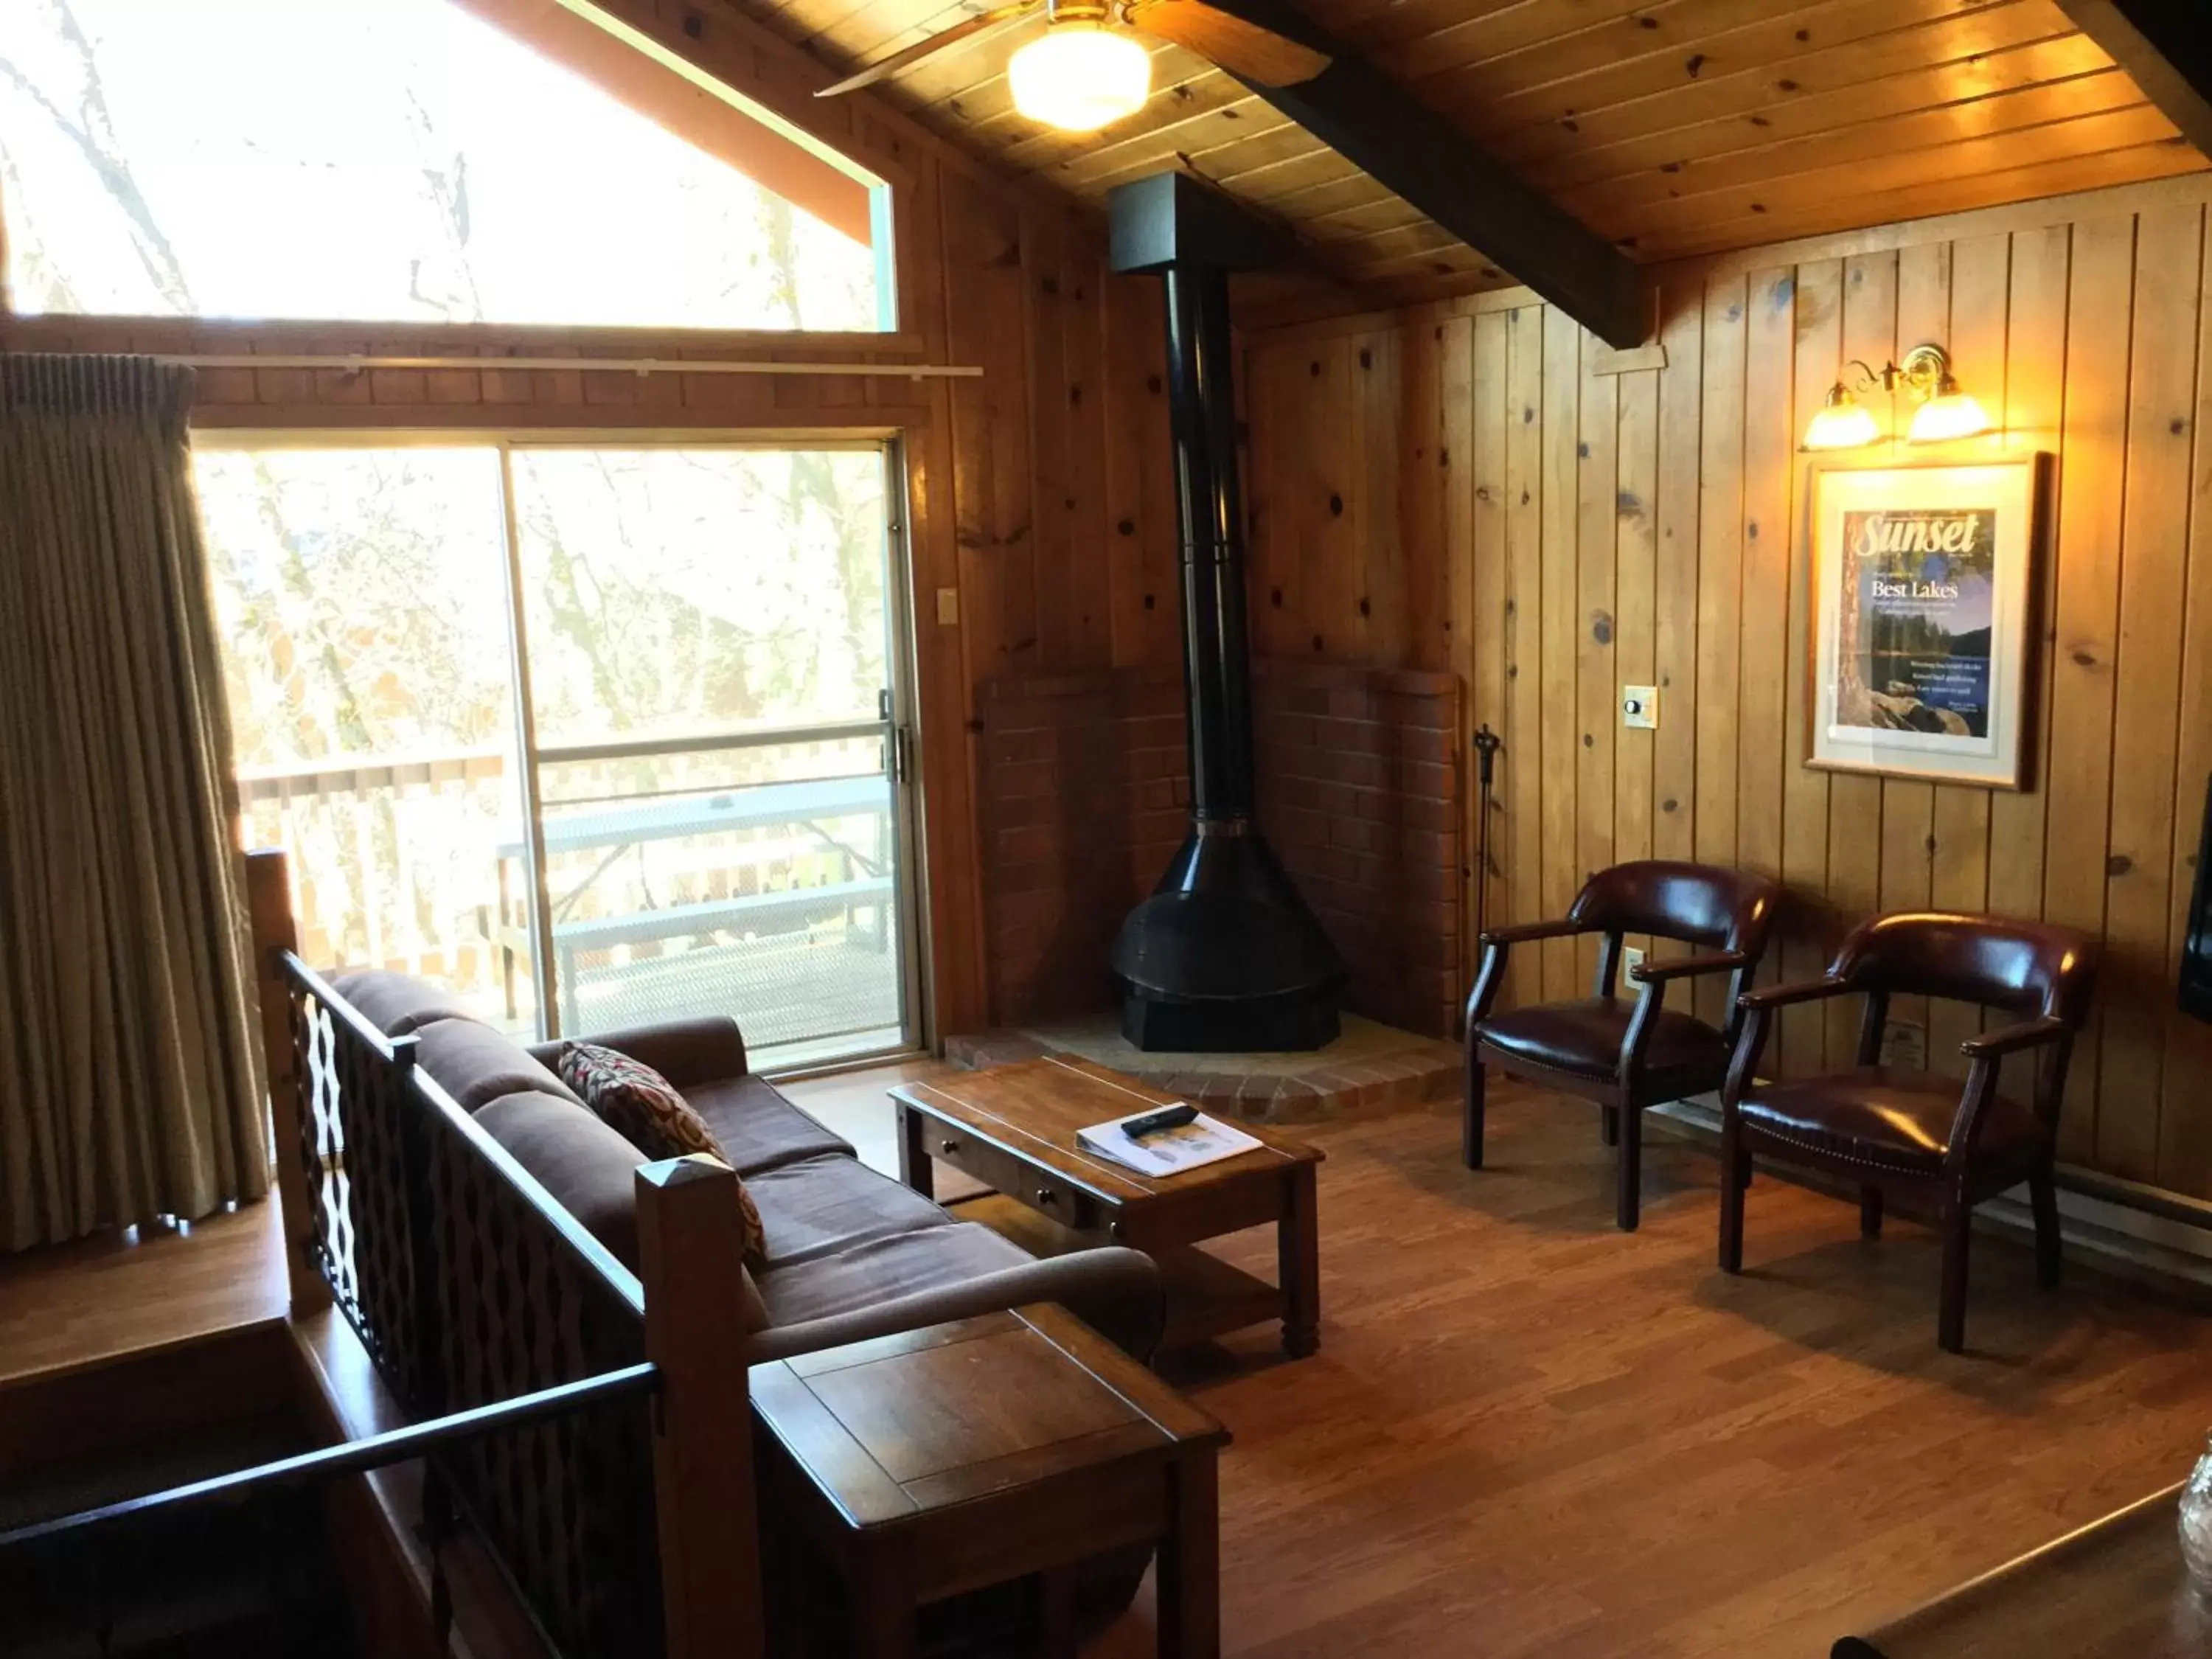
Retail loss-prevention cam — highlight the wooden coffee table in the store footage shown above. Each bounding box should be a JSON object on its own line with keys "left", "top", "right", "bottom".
{"left": 891, "top": 1056, "right": 1324, "bottom": 1357}
{"left": 751, "top": 1303, "right": 1228, "bottom": 1658}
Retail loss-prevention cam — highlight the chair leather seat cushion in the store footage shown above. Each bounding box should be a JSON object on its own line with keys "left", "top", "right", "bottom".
{"left": 1477, "top": 997, "right": 1726, "bottom": 1088}
{"left": 1738, "top": 1066, "right": 2048, "bottom": 1171}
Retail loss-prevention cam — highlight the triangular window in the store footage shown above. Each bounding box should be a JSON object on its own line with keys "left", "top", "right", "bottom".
{"left": 0, "top": 0, "right": 891, "bottom": 330}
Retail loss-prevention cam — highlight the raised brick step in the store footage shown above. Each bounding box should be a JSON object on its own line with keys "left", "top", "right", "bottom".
{"left": 946, "top": 1012, "right": 1459, "bottom": 1126}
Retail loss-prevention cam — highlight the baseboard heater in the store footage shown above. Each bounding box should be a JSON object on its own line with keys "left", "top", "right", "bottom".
{"left": 1651, "top": 1096, "right": 2212, "bottom": 1301}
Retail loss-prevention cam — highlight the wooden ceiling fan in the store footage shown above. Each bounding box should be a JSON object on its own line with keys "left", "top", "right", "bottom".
{"left": 815, "top": 0, "right": 1330, "bottom": 132}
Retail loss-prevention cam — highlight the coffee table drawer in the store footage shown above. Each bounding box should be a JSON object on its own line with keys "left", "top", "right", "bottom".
{"left": 922, "top": 1121, "right": 1110, "bottom": 1237}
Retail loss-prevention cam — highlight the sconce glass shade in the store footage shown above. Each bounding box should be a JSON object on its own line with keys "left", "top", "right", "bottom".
{"left": 1009, "top": 24, "right": 1150, "bottom": 132}
{"left": 1804, "top": 388, "right": 1882, "bottom": 451}
{"left": 1908, "top": 384, "right": 1992, "bottom": 444}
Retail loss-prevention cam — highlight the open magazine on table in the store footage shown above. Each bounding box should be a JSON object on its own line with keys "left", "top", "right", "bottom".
{"left": 1074, "top": 1106, "right": 1263, "bottom": 1178}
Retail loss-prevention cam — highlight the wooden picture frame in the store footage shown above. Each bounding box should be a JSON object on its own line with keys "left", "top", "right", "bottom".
{"left": 1804, "top": 453, "right": 2051, "bottom": 791}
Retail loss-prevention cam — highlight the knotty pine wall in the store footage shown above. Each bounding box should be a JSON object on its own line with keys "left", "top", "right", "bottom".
{"left": 1241, "top": 172, "right": 2212, "bottom": 1201}
{"left": 0, "top": 0, "right": 1183, "bottom": 1045}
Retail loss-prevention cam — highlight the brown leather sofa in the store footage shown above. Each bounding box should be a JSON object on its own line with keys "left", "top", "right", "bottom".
{"left": 327, "top": 969, "right": 1166, "bottom": 1360}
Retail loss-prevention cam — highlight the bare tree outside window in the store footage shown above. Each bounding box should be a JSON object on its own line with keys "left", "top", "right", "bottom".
{"left": 7, "top": 0, "right": 914, "bottom": 1054}
{"left": 0, "top": 0, "right": 881, "bottom": 330}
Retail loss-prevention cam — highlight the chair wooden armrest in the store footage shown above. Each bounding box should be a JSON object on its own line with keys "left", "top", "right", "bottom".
{"left": 1628, "top": 949, "right": 1750, "bottom": 985}
{"left": 1958, "top": 1016, "right": 2068, "bottom": 1060}
{"left": 1943, "top": 1018, "right": 2073, "bottom": 1174}
{"left": 1478, "top": 917, "right": 1587, "bottom": 948}
{"left": 1466, "top": 917, "right": 1587, "bottom": 1028}
{"left": 1736, "top": 977, "right": 1849, "bottom": 1012}
{"left": 1721, "top": 978, "right": 1846, "bottom": 1106}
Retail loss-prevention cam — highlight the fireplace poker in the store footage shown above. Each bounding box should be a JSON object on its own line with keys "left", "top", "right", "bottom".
{"left": 1472, "top": 725, "right": 1501, "bottom": 943}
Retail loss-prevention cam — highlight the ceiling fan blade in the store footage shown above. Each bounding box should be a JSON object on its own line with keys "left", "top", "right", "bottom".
{"left": 815, "top": 1, "right": 1042, "bottom": 97}
{"left": 1124, "top": 0, "right": 1329, "bottom": 86}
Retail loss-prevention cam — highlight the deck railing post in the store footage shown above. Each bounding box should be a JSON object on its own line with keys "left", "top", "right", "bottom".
{"left": 245, "top": 847, "right": 332, "bottom": 1318}
{"left": 634, "top": 1155, "right": 765, "bottom": 1659}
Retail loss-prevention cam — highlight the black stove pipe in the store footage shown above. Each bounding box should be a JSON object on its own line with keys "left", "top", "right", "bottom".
{"left": 1163, "top": 260, "right": 1253, "bottom": 824}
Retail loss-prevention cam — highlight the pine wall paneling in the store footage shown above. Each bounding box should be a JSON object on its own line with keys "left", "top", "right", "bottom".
{"left": 1239, "top": 173, "right": 2212, "bottom": 1202}
{"left": 761, "top": 0, "right": 2211, "bottom": 319}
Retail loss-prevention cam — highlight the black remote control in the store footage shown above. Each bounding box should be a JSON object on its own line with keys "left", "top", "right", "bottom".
{"left": 1122, "top": 1104, "right": 1198, "bottom": 1141}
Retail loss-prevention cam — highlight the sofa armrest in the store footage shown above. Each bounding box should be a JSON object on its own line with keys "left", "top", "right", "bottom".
{"left": 744, "top": 1246, "right": 1166, "bottom": 1365}
{"left": 535, "top": 1015, "right": 750, "bottom": 1090}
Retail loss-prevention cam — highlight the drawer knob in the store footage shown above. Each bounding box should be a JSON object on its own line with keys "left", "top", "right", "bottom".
{"left": 1036, "top": 1186, "right": 1057, "bottom": 1206}
{"left": 940, "top": 1138, "right": 959, "bottom": 1155}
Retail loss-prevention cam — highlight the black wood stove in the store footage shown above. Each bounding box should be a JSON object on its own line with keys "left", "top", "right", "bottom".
{"left": 1105, "top": 173, "right": 1346, "bottom": 1052}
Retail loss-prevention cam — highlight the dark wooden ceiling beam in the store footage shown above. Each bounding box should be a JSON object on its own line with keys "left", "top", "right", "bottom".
{"left": 2056, "top": 0, "right": 2212, "bottom": 157}
{"left": 1199, "top": 0, "right": 1646, "bottom": 347}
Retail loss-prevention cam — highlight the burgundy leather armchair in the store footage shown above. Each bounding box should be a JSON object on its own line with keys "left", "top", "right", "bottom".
{"left": 1464, "top": 860, "right": 1783, "bottom": 1231}
{"left": 1717, "top": 911, "right": 2101, "bottom": 1352}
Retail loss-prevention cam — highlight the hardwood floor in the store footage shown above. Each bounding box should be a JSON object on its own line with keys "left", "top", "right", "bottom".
{"left": 6, "top": 1068, "right": 2205, "bottom": 1653}
{"left": 792, "top": 1065, "right": 2212, "bottom": 1658}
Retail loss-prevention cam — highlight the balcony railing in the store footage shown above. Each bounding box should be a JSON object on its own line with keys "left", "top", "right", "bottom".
{"left": 234, "top": 738, "right": 902, "bottom": 1056}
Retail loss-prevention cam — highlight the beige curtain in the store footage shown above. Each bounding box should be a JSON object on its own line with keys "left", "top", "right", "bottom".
{"left": 0, "top": 354, "right": 268, "bottom": 1250}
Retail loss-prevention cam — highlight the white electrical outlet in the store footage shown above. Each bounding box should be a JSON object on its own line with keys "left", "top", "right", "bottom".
{"left": 1621, "top": 684, "right": 1659, "bottom": 729}
{"left": 936, "top": 587, "right": 960, "bottom": 626}
{"left": 1621, "top": 944, "right": 1645, "bottom": 983}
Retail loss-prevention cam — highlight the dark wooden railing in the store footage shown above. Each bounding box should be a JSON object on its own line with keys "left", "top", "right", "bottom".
{"left": 1, "top": 851, "right": 763, "bottom": 1659}
{"left": 0, "top": 1364, "right": 659, "bottom": 1551}
{"left": 274, "top": 849, "right": 768, "bottom": 1658}
{"left": 273, "top": 949, "right": 665, "bottom": 1655}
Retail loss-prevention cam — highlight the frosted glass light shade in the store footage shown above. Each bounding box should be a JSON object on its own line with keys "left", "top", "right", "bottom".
{"left": 1804, "top": 392, "right": 1881, "bottom": 451}
{"left": 1009, "top": 25, "right": 1151, "bottom": 132}
{"left": 1908, "top": 388, "right": 1992, "bottom": 444}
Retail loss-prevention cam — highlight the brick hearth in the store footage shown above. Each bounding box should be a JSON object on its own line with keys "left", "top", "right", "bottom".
{"left": 945, "top": 1014, "right": 1459, "bottom": 1125}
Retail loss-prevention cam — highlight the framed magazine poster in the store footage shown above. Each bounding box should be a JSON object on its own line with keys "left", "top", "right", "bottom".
{"left": 1806, "top": 455, "right": 2050, "bottom": 790}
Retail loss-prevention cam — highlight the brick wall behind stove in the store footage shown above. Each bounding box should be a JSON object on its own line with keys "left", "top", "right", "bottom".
{"left": 975, "top": 660, "right": 1465, "bottom": 1037}
{"left": 1253, "top": 661, "right": 1464, "bottom": 1039}
{"left": 977, "top": 667, "right": 1190, "bottom": 1025}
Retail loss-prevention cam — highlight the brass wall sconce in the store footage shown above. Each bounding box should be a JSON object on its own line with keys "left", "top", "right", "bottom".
{"left": 1803, "top": 342, "right": 1992, "bottom": 451}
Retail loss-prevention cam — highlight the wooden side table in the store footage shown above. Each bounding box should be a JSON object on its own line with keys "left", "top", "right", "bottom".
{"left": 751, "top": 1304, "right": 1230, "bottom": 1659}
{"left": 891, "top": 1056, "right": 1325, "bottom": 1357}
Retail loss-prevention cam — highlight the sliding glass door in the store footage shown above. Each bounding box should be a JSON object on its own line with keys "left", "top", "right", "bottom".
{"left": 506, "top": 445, "right": 912, "bottom": 1066}
{"left": 196, "top": 436, "right": 920, "bottom": 1070}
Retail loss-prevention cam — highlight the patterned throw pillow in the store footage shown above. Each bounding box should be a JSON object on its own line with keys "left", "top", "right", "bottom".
{"left": 557, "top": 1041, "right": 765, "bottom": 1266}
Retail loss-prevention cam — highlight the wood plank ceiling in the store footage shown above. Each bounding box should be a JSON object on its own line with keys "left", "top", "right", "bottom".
{"left": 759, "top": 0, "right": 2208, "bottom": 310}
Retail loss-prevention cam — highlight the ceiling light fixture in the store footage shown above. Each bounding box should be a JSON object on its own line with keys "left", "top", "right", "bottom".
{"left": 1008, "top": 6, "right": 1151, "bottom": 133}
{"left": 1802, "top": 342, "right": 1991, "bottom": 451}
